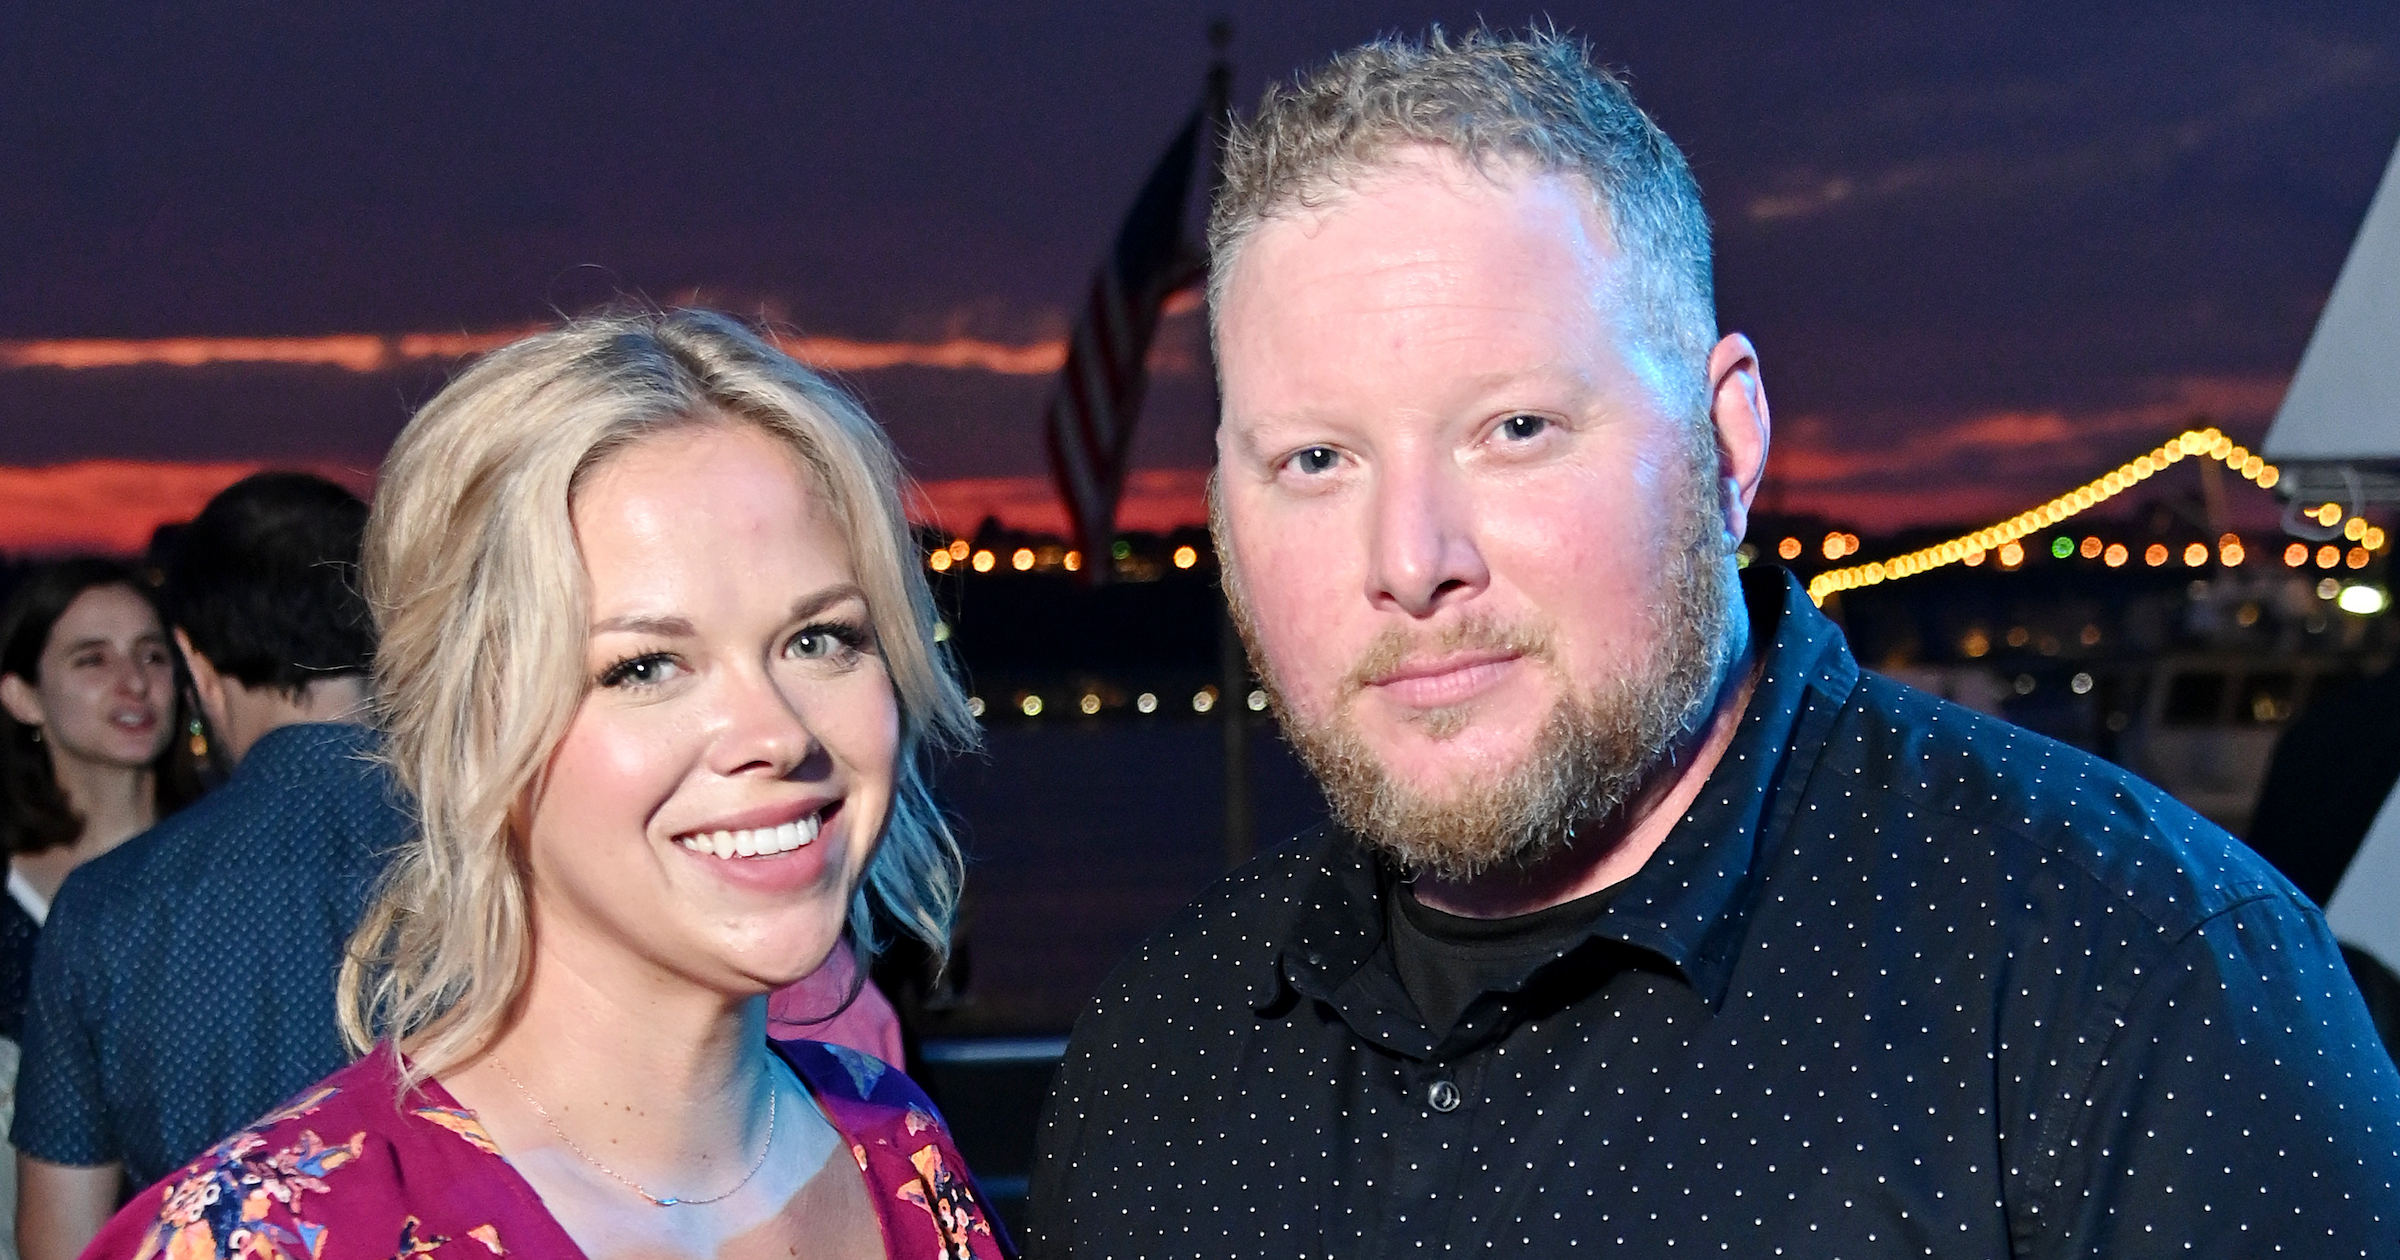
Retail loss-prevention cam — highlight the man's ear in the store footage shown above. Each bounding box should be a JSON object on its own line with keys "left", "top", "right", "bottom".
{"left": 0, "top": 672, "right": 45, "bottom": 730}
{"left": 1705, "top": 332, "right": 1772, "bottom": 552}
{"left": 174, "top": 629, "right": 230, "bottom": 734}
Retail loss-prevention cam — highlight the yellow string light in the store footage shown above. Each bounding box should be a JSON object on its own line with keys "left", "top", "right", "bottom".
{"left": 1806, "top": 427, "right": 2281, "bottom": 605}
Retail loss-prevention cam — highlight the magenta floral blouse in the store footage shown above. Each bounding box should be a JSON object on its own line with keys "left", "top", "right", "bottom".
{"left": 83, "top": 1039, "right": 1014, "bottom": 1259}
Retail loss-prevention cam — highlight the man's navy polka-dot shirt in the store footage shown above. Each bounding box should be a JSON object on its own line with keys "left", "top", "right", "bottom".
{"left": 10, "top": 722, "right": 405, "bottom": 1190}
{"left": 1031, "top": 568, "right": 2400, "bottom": 1257}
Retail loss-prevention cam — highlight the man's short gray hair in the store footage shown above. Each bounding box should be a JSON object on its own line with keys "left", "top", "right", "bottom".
{"left": 1209, "top": 27, "right": 1718, "bottom": 418}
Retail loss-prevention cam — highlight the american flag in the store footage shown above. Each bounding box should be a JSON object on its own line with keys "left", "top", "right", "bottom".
{"left": 1045, "top": 111, "right": 1205, "bottom": 580}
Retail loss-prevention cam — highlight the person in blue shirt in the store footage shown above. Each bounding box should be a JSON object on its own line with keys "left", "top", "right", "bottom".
{"left": 11, "top": 473, "right": 399, "bottom": 1260}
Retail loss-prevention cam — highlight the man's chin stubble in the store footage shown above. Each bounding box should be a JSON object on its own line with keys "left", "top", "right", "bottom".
{"left": 1408, "top": 701, "right": 1476, "bottom": 741}
{"left": 1293, "top": 682, "right": 1642, "bottom": 881}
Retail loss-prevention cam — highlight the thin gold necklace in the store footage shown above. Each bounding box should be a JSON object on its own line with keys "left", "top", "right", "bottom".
{"left": 490, "top": 1056, "right": 778, "bottom": 1208}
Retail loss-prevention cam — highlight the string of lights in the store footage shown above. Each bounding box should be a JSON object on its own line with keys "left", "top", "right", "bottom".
{"left": 926, "top": 538, "right": 1207, "bottom": 575}
{"left": 962, "top": 684, "right": 1273, "bottom": 721}
{"left": 1805, "top": 427, "right": 2302, "bottom": 605}
{"left": 911, "top": 426, "right": 2384, "bottom": 724}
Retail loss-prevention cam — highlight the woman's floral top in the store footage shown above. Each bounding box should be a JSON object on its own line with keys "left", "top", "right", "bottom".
{"left": 84, "top": 1039, "right": 1014, "bottom": 1259}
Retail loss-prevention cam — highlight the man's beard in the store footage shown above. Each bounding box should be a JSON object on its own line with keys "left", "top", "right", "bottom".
{"left": 1216, "top": 469, "right": 1736, "bottom": 882}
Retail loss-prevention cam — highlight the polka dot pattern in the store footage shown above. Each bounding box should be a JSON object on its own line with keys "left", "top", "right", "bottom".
{"left": 10, "top": 723, "right": 405, "bottom": 1190}
{"left": 1030, "top": 571, "right": 2400, "bottom": 1257}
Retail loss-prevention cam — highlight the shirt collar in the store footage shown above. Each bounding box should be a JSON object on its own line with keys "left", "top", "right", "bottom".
{"left": 1593, "top": 567, "right": 1857, "bottom": 1007}
{"left": 229, "top": 720, "right": 383, "bottom": 789}
{"left": 1268, "top": 566, "right": 1860, "bottom": 1030}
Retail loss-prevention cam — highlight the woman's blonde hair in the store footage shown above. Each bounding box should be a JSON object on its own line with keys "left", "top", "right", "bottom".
{"left": 338, "top": 308, "right": 975, "bottom": 1079}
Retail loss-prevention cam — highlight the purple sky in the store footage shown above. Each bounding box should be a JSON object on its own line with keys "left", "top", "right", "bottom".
{"left": 3, "top": 1, "right": 2396, "bottom": 532}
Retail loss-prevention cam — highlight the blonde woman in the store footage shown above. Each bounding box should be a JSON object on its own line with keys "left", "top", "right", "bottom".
{"left": 83, "top": 311, "right": 1009, "bottom": 1259}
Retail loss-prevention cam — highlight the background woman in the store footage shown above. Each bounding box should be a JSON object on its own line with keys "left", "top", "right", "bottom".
{"left": 0, "top": 558, "right": 201, "bottom": 1258}
{"left": 82, "top": 310, "right": 1008, "bottom": 1259}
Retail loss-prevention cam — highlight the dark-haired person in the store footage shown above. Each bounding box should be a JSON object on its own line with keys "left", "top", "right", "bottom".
{"left": 0, "top": 559, "right": 201, "bottom": 1257}
{"left": 12, "top": 473, "right": 401, "bottom": 1260}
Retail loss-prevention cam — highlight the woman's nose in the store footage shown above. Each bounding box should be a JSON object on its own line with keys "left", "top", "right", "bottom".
{"left": 710, "top": 668, "right": 818, "bottom": 779}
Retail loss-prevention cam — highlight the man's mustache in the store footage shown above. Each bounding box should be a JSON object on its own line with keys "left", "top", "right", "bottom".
{"left": 1341, "top": 615, "right": 1557, "bottom": 697}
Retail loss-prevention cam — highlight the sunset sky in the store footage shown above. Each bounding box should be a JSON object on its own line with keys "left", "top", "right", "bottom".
{"left": 5, "top": 1, "right": 2398, "bottom": 552}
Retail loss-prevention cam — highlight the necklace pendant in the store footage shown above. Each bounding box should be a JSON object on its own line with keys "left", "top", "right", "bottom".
{"left": 655, "top": 1197, "right": 680, "bottom": 1207}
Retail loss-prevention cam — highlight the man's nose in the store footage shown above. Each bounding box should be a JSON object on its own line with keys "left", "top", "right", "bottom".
{"left": 1366, "top": 455, "right": 1488, "bottom": 617}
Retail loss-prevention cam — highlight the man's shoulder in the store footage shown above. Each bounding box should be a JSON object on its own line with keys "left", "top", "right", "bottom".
{"left": 53, "top": 724, "right": 404, "bottom": 938}
{"left": 80, "top": 725, "right": 399, "bottom": 879}
{"left": 1081, "top": 826, "right": 1334, "bottom": 1019}
{"left": 224, "top": 721, "right": 401, "bottom": 821}
{"left": 1841, "top": 670, "right": 2296, "bottom": 939}
{"left": 55, "top": 786, "right": 240, "bottom": 911}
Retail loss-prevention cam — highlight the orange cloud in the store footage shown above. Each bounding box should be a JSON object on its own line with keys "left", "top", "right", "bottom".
{"left": 0, "top": 328, "right": 1069, "bottom": 377}
{"left": 0, "top": 460, "right": 377, "bottom": 556}
{"left": 0, "top": 332, "right": 531, "bottom": 373}
{"left": 771, "top": 334, "right": 1063, "bottom": 375}
{"left": 0, "top": 460, "right": 1206, "bottom": 558}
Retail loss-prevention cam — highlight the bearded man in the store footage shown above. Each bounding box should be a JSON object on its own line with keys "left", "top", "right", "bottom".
{"left": 1027, "top": 28, "right": 2400, "bottom": 1259}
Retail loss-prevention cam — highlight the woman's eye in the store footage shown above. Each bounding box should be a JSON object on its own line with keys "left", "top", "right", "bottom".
{"left": 788, "top": 624, "right": 865, "bottom": 662}
{"left": 1289, "top": 446, "right": 1341, "bottom": 476}
{"left": 598, "top": 654, "right": 678, "bottom": 688}
{"left": 1498, "top": 414, "right": 1550, "bottom": 441}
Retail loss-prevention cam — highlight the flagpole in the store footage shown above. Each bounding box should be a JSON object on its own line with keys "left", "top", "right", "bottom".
{"left": 1202, "top": 20, "right": 1254, "bottom": 871}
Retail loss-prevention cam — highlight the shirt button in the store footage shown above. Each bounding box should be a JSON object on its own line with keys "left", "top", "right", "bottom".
{"left": 1427, "top": 1078, "right": 1461, "bottom": 1112}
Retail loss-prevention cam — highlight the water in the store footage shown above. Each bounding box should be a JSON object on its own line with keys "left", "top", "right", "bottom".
{"left": 925, "top": 719, "right": 1328, "bottom": 1034}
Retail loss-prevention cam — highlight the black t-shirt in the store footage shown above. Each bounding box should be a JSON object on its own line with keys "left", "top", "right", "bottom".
{"left": 1383, "top": 873, "right": 1625, "bottom": 1033}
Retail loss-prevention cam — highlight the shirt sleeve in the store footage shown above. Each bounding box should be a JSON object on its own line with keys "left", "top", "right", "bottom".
{"left": 9, "top": 874, "right": 119, "bottom": 1167}
{"left": 2038, "top": 891, "right": 2400, "bottom": 1255}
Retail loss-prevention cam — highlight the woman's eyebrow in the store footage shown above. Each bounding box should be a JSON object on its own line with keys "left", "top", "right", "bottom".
{"left": 589, "top": 613, "right": 696, "bottom": 637}
{"left": 587, "top": 586, "right": 865, "bottom": 638}
{"left": 787, "top": 583, "right": 868, "bottom": 623}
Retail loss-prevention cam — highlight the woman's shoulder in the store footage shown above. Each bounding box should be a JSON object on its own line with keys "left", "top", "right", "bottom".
{"left": 772, "top": 1037, "right": 1017, "bottom": 1259}
{"left": 85, "top": 1047, "right": 564, "bottom": 1259}
{"left": 772, "top": 1036, "right": 929, "bottom": 1112}
{"left": 772, "top": 1037, "right": 964, "bottom": 1164}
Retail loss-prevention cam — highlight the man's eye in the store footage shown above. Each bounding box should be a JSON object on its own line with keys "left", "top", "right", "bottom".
{"left": 1290, "top": 446, "right": 1341, "bottom": 475}
{"left": 1499, "top": 414, "right": 1550, "bottom": 441}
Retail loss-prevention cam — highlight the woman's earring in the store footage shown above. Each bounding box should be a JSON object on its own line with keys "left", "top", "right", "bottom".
{"left": 28, "top": 726, "right": 40, "bottom": 744}
{"left": 187, "top": 717, "right": 208, "bottom": 760}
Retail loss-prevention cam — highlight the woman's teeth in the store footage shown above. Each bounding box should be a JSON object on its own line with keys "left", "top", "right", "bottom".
{"left": 674, "top": 813, "right": 820, "bottom": 860}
